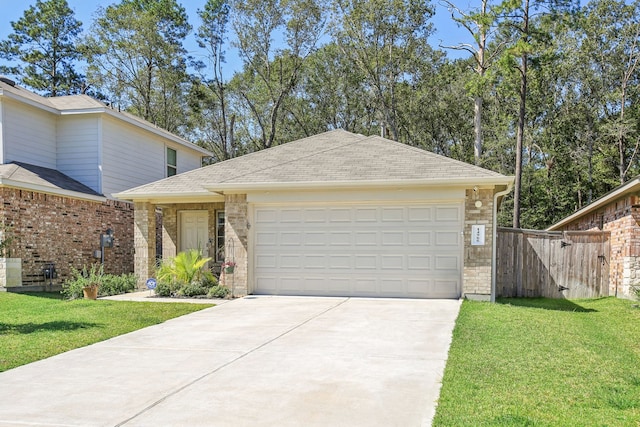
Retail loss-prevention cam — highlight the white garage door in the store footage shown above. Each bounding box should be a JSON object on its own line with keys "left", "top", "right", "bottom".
{"left": 252, "top": 202, "right": 463, "bottom": 299}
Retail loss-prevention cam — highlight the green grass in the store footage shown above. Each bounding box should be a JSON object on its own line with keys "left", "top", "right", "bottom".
{"left": 434, "top": 297, "right": 640, "bottom": 426}
{"left": 0, "top": 292, "right": 213, "bottom": 372}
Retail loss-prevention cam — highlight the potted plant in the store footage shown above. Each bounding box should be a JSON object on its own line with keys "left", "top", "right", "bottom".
{"left": 222, "top": 260, "right": 236, "bottom": 274}
{"left": 61, "top": 264, "right": 104, "bottom": 300}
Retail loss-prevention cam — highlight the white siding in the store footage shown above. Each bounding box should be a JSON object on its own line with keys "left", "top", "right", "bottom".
{"left": 101, "top": 116, "right": 204, "bottom": 198}
{"left": 57, "top": 115, "right": 100, "bottom": 193}
{"left": 2, "top": 100, "right": 56, "bottom": 168}
{"left": 176, "top": 146, "right": 202, "bottom": 172}
{"left": 101, "top": 116, "right": 165, "bottom": 198}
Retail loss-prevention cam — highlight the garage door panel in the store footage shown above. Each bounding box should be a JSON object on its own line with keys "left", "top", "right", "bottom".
{"left": 329, "top": 232, "right": 351, "bottom": 245}
{"left": 435, "top": 255, "right": 460, "bottom": 270}
{"left": 253, "top": 203, "right": 462, "bottom": 298}
{"left": 436, "top": 231, "right": 460, "bottom": 246}
{"left": 381, "top": 207, "right": 404, "bottom": 222}
{"left": 408, "top": 255, "right": 431, "bottom": 270}
{"left": 381, "top": 255, "right": 404, "bottom": 270}
{"left": 382, "top": 231, "right": 404, "bottom": 245}
{"left": 355, "top": 231, "right": 377, "bottom": 246}
{"left": 329, "top": 208, "right": 351, "bottom": 222}
{"left": 256, "top": 232, "right": 278, "bottom": 246}
{"left": 408, "top": 206, "right": 432, "bottom": 222}
{"left": 408, "top": 231, "right": 431, "bottom": 246}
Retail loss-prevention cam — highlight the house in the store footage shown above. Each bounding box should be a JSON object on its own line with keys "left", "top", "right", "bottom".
{"left": 548, "top": 176, "right": 640, "bottom": 298}
{"left": 116, "top": 130, "right": 514, "bottom": 300}
{"left": 0, "top": 77, "right": 212, "bottom": 290}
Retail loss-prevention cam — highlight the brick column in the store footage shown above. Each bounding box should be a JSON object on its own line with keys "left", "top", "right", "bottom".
{"left": 463, "top": 188, "right": 494, "bottom": 300}
{"left": 222, "top": 194, "right": 248, "bottom": 296}
{"left": 162, "top": 206, "right": 177, "bottom": 260}
{"left": 134, "top": 202, "right": 156, "bottom": 289}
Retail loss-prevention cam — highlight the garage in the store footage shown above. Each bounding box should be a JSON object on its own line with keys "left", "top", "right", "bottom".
{"left": 252, "top": 201, "right": 463, "bottom": 298}
{"left": 119, "top": 129, "right": 514, "bottom": 300}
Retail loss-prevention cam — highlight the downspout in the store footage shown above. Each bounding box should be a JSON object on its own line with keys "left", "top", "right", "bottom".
{"left": 491, "top": 183, "right": 514, "bottom": 302}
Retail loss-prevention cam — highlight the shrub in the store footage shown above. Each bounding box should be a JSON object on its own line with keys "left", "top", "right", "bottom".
{"left": 156, "top": 250, "right": 213, "bottom": 286}
{"left": 207, "top": 285, "right": 229, "bottom": 299}
{"left": 154, "top": 281, "right": 176, "bottom": 297}
{"left": 177, "top": 282, "right": 209, "bottom": 297}
{"left": 61, "top": 264, "right": 103, "bottom": 300}
{"left": 99, "top": 273, "right": 137, "bottom": 296}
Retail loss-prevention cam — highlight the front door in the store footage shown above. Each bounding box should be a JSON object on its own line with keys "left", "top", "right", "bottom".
{"left": 179, "top": 211, "right": 209, "bottom": 255}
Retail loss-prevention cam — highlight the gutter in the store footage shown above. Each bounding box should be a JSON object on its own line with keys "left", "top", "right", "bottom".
{"left": 491, "top": 183, "right": 514, "bottom": 303}
{"left": 206, "top": 176, "right": 515, "bottom": 193}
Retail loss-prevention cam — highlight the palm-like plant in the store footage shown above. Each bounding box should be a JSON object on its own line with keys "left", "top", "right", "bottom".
{"left": 156, "top": 249, "right": 213, "bottom": 286}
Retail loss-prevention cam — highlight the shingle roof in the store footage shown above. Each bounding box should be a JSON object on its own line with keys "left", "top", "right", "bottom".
{"left": 117, "top": 130, "right": 513, "bottom": 201}
{"left": 0, "top": 162, "right": 104, "bottom": 199}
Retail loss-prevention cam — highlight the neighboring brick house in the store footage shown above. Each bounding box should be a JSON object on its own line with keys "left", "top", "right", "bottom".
{"left": 117, "top": 130, "right": 514, "bottom": 301}
{"left": 0, "top": 77, "right": 212, "bottom": 291}
{"left": 548, "top": 177, "right": 640, "bottom": 298}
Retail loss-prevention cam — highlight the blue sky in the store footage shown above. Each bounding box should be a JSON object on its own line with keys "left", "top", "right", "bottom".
{"left": 0, "top": 0, "right": 472, "bottom": 77}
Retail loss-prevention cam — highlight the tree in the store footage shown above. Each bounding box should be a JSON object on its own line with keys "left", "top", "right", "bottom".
{"left": 0, "top": 0, "right": 83, "bottom": 96}
{"left": 497, "top": 0, "right": 577, "bottom": 228}
{"left": 580, "top": 0, "right": 640, "bottom": 185}
{"left": 83, "top": 0, "right": 191, "bottom": 134}
{"left": 440, "top": 0, "right": 507, "bottom": 165}
{"left": 190, "top": 0, "right": 238, "bottom": 161}
{"left": 231, "top": 0, "right": 324, "bottom": 150}
{"left": 331, "top": 0, "right": 434, "bottom": 141}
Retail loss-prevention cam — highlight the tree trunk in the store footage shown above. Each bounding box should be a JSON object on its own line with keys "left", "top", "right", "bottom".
{"left": 474, "top": 96, "right": 483, "bottom": 163}
{"left": 513, "top": 51, "right": 527, "bottom": 229}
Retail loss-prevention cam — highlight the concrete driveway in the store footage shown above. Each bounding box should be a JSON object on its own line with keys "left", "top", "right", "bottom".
{"left": 0, "top": 296, "right": 461, "bottom": 427}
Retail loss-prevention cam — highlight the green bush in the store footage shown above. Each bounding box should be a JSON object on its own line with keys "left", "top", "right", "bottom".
{"left": 207, "top": 285, "right": 229, "bottom": 299}
{"left": 156, "top": 250, "right": 214, "bottom": 286}
{"left": 62, "top": 266, "right": 138, "bottom": 300}
{"left": 177, "top": 282, "right": 209, "bottom": 297}
{"left": 99, "top": 273, "right": 137, "bottom": 296}
{"left": 154, "top": 281, "right": 176, "bottom": 297}
{"left": 154, "top": 250, "right": 223, "bottom": 298}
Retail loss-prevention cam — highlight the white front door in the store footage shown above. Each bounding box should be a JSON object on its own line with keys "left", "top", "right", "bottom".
{"left": 179, "top": 211, "right": 209, "bottom": 254}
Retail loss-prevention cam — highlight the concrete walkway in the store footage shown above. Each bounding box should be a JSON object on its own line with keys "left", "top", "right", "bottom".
{"left": 0, "top": 296, "right": 461, "bottom": 427}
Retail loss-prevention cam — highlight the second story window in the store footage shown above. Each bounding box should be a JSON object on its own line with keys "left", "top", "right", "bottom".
{"left": 167, "top": 147, "right": 177, "bottom": 177}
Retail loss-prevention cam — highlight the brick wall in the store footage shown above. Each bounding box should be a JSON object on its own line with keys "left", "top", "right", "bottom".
{"left": 559, "top": 194, "right": 640, "bottom": 297}
{"left": 463, "top": 188, "right": 494, "bottom": 299}
{"left": 222, "top": 194, "right": 248, "bottom": 296}
{"left": 0, "top": 187, "right": 134, "bottom": 288}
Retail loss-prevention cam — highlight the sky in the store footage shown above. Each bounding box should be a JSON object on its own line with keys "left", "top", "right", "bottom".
{"left": 0, "top": 0, "right": 472, "bottom": 77}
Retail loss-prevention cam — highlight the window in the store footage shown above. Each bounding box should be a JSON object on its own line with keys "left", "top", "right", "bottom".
{"left": 167, "top": 147, "right": 177, "bottom": 177}
{"left": 216, "top": 211, "right": 225, "bottom": 262}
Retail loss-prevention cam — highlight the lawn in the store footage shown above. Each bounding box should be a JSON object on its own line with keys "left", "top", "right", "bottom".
{"left": 0, "top": 292, "right": 213, "bottom": 373}
{"left": 433, "top": 297, "right": 640, "bottom": 426}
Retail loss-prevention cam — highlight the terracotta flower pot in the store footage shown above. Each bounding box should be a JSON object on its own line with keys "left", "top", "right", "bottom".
{"left": 82, "top": 285, "right": 99, "bottom": 300}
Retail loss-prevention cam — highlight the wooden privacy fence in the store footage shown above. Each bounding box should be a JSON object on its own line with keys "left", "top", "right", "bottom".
{"left": 496, "top": 228, "right": 610, "bottom": 299}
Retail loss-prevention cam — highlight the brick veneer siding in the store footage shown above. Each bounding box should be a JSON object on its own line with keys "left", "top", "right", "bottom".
{"left": 222, "top": 194, "right": 248, "bottom": 296}
{"left": 0, "top": 187, "right": 134, "bottom": 288}
{"left": 462, "top": 188, "right": 495, "bottom": 299}
{"left": 558, "top": 194, "right": 640, "bottom": 297}
{"left": 134, "top": 202, "right": 156, "bottom": 288}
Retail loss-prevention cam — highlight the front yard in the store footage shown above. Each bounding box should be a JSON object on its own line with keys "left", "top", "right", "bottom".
{"left": 434, "top": 297, "right": 640, "bottom": 426}
{"left": 0, "top": 292, "right": 213, "bottom": 372}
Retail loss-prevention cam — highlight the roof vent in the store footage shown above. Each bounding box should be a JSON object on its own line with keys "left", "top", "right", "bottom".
{"left": 0, "top": 76, "right": 16, "bottom": 87}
